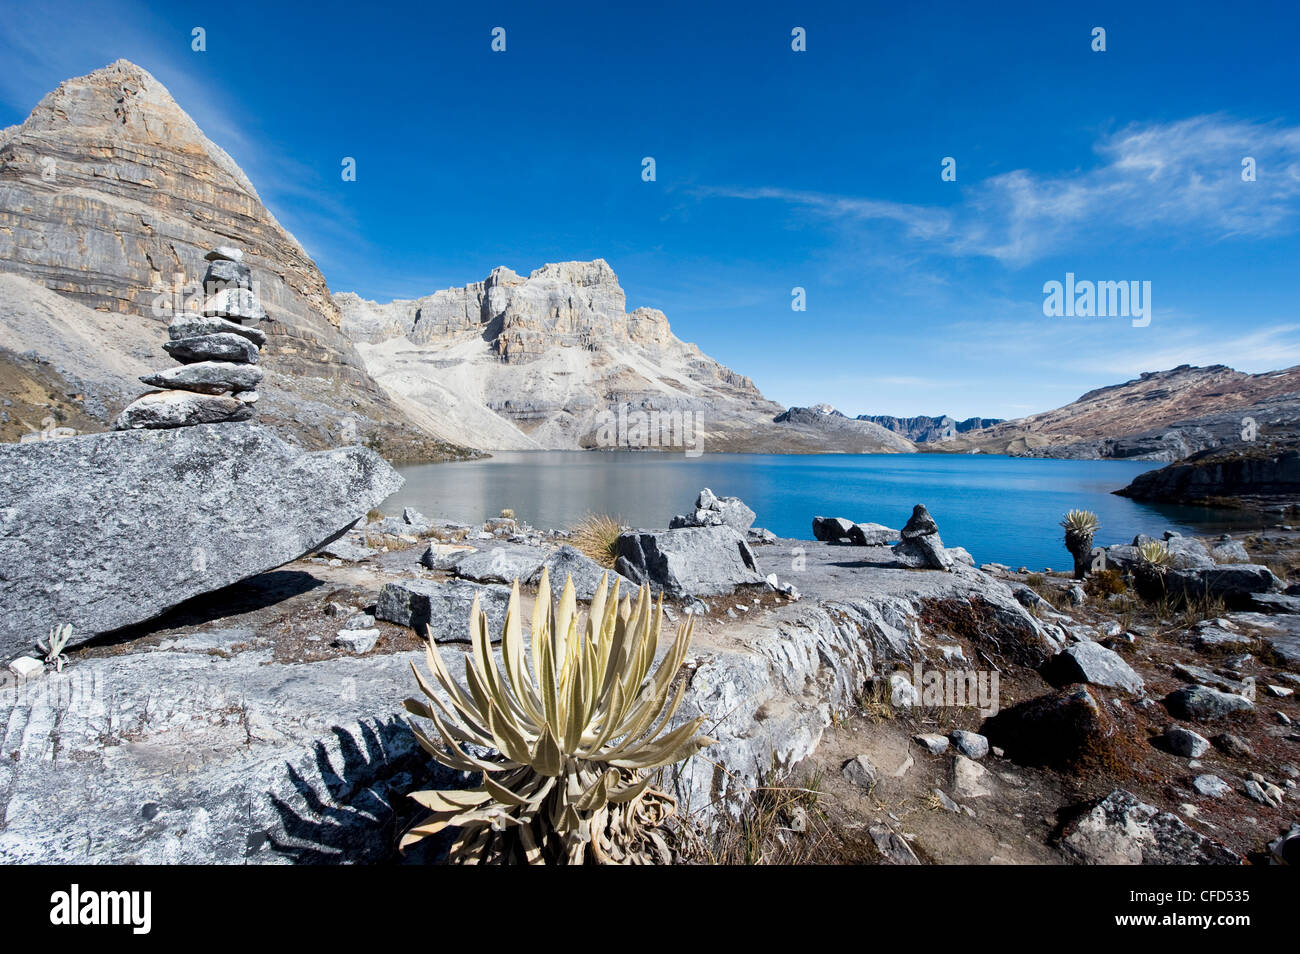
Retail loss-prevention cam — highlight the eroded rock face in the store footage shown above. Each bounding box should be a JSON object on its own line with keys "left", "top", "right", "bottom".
{"left": 0, "top": 423, "right": 401, "bottom": 655}
{"left": 334, "top": 260, "right": 789, "bottom": 452}
{"left": 1060, "top": 790, "right": 1241, "bottom": 864}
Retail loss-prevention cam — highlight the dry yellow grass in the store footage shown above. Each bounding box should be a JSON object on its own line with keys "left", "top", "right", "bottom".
{"left": 569, "top": 513, "right": 623, "bottom": 568}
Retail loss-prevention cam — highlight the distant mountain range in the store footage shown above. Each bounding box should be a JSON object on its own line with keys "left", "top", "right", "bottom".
{"left": 791, "top": 405, "right": 1003, "bottom": 444}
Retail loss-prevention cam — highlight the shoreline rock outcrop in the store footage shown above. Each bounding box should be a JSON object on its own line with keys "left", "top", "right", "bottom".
{"left": 1114, "top": 443, "right": 1300, "bottom": 509}
{"left": 669, "top": 488, "right": 756, "bottom": 533}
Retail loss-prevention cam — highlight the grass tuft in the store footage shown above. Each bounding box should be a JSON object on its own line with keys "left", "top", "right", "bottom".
{"left": 570, "top": 513, "right": 623, "bottom": 568}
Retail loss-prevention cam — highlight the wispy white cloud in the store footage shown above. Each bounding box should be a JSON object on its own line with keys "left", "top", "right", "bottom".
{"left": 1065, "top": 323, "right": 1300, "bottom": 378}
{"left": 701, "top": 115, "right": 1300, "bottom": 265}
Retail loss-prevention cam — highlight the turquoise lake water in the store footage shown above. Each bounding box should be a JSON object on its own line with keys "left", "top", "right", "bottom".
{"left": 384, "top": 452, "right": 1262, "bottom": 570}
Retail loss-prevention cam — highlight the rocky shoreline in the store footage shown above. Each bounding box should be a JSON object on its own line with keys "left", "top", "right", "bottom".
{"left": 3, "top": 484, "right": 1296, "bottom": 865}
{"left": 1115, "top": 442, "right": 1300, "bottom": 517}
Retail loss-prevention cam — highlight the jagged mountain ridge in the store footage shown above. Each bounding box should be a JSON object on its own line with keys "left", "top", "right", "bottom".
{"left": 335, "top": 263, "right": 915, "bottom": 453}
{"left": 774, "top": 404, "right": 995, "bottom": 447}
{"left": 0, "top": 59, "right": 464, "bottom": 457}
{"left": 857, "top": 413, "right": 1003, "bottom": 443}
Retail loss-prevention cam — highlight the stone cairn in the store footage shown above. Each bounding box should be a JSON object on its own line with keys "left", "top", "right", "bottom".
{"left": 116, "top": 245, "right": 268, "bottom": 430}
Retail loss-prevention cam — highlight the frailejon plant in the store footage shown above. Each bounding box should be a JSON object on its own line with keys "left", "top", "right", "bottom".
{"left": 37, "top": 623, "right": 72, "bottom": 672}
{"left": 401, "top": 568, "right": 714, "bottom": 864}
{"left": 1061, "top": 509, "right": 1100, "bottom": 579}
{"left": 1134, "top": 540, "right": 1175, "bottom": 601}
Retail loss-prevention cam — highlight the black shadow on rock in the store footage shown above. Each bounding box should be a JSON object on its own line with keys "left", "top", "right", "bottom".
{"left": 265, "top": 717, "right": 471, "bottom": 865}
{"left": 82, "top": 570, "right": 326, "bottom": 649}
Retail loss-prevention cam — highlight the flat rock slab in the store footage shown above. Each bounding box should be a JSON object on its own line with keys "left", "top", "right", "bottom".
{"left": 1269, "top": 632, "right": 1300, "bottom": 669}
{"left": 0, "top": 642, "right": 454, "bottom": 864}
{"left": 168, "top": 313, "right": 266, "bottom": 347}
{"left": 140, "top": 360, "right": 263, "bottom": 395}
{"left": 115, "top": 390, "right": 254, "bottom": 429}
{"left": 163, "top": 332, "right": 259, "bottom": 365}
{"left": 315, "top": 538, "right": 378, "bottom": 563}
{"left": 450, "top": 543, "right": 548, "bottom": 585}
{"left": 0, "top": 423, "right": 401, "bottom": 656}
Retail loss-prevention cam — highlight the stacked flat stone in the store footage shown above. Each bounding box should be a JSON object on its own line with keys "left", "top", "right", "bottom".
{"left": 116, "top": 246, "right": 268, "bottom": 430}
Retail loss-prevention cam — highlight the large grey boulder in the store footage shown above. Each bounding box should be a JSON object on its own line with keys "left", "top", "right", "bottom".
{"left": 1164, "top": 564, "right": 1280, "bottom": 604}
{"left": 669, "top": 488, "right": 756, "bottom": 533}
{"left": 1210, "top": 537, "right": 1250, "bottom": 564}
{"left": 447, "top": 544, "right": 548, "bottom": 585}
{"left": 1164, "top": 685, "right": 1255, "bottom": 721}
{"left": 1060, "top": 790, "right": 1241, "bottom": 864}
{"left": 375, "top": 578, "right": 510, "bottom": 643}
{"left": 1151, "top": 532, "right": 1215, "bottom": 569}
{"left": 891, "top": 504, "right": 953, "bottom": 571}
{"left": 0, "top": 424, "right": 401, "bottom": 656}
{"left": 1159, "top": 725, "right": 1209, "bottom": 758}
{"left": 614, "top": 526, "right": 763, "bottom": 598}
{"left": 1050, "top": 641, "right": 1145, "bottom": 694}
{"left": 848, "top": 522, "right": 898, "bottom": 546}
{"left": 812, "top": 516, "right": 854, "bottom": 542}
{"left": 527, "top": 545, "right": 636, "bottom": 601}
{"left": 1099, "top": 544, "right": 1142, "bottom": 574}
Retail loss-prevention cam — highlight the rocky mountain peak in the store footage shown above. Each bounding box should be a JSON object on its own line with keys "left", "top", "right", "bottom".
{"left": 338, "top": 259, "right": 699, "bottom": 367}
{"left": 8, "top": 59, "right": 257, "bottom": 200}
{"left": 527, "top": 258, "right": 620, "bottom": 288}
{"left": 0, "top": 60, "right": 463, "bottom": 456}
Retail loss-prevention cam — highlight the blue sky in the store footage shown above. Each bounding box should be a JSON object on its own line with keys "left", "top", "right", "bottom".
{"left": 2, "top": 0, "right": 1299, "bottom": 419}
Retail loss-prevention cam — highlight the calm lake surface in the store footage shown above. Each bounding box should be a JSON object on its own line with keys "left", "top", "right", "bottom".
{"left": 384, "top": 452, "right": 1262, "bottom": 570}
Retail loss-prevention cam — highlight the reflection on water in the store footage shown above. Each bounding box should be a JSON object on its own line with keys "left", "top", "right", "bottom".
{"left": 383, "top": 451, "right": 1263, "bottom": 570}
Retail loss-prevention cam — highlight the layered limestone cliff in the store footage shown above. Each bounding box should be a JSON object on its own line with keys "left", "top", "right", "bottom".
{"left": 0, "top": 60, "right": 468, "bottom": 458}
{"left": 337, "top": 262, "right": 915, "bottom": 453}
